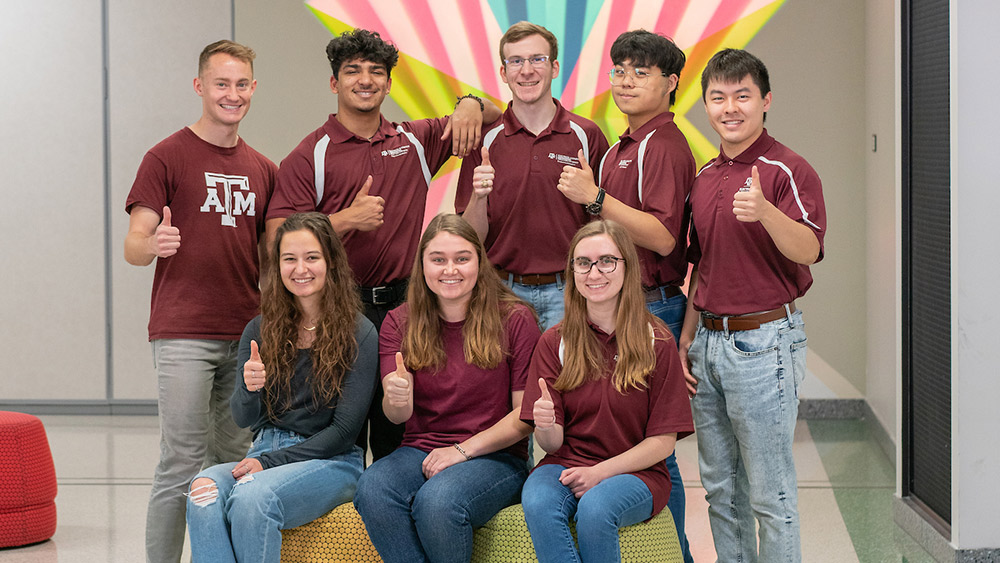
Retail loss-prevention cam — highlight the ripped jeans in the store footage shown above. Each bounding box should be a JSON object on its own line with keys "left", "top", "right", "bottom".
{"left": 186, "top": 427, "right": 363, "bottom": 563}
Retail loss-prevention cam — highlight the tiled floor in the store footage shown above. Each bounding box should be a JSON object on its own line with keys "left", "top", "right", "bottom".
{"left": 2, "top": 415, "right": 937, "bottom": 562}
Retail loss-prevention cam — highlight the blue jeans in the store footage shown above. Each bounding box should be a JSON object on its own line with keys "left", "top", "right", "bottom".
{"left": 522, "top": 464, "right": 653, "bottom": 563}
{"left": 354, "top": 446, "right": 527, "bottom": 563}
{"left": 186, "top": 428, "right": 363, "bottom": 563}
{"left": 646, "top": 289, "right": 693, "bottom": 563}
{"left": 504, "top": 277, "right": 565, "bottom": 332}
{"left": 689, "top": 308, "right": 807, "bottom": 563}
{"left": 148, "top": 339, "right": 252, "bottom": 563}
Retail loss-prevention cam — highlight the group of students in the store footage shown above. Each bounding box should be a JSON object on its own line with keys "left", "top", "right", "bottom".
{"left": 126, "top": 17, "right": 825, "bottom": 563}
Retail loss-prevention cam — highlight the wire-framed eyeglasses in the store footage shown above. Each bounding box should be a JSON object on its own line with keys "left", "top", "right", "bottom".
{"left": 504, "top": 55, "right": 550, "bottom": 70}
{"left": 572, "top": 255, "right": 625, "bottom": 275}
{"left": 608, "top": 67, "right": 667, "bottom": 86}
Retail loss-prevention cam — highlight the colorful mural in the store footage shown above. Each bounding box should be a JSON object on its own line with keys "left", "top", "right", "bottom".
{"left": 307, "top": 0, "right": 785, "bottom": 218}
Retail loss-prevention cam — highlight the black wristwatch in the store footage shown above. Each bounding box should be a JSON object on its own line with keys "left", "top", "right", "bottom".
{"left": 585, "top": 188, "right": 605, "bottom": 215}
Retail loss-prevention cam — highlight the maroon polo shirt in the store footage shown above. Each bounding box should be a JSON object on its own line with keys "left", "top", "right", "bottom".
{"left": 268, "top": 114, "right": 452, "bottom": 287}
{"left": 456, "top": 100, "right": 610, "bottom": 275}
{"left": 380, "top": 303, "right": 541, "bottom": 459}
{"left": 598, "top": 112, "right": 695, "bottom": 288}
{"left": 520, "top": 323, "right": 694, "bottom": 517}
{"left": 688, "top": 129, "right": 826, "bottom": 315}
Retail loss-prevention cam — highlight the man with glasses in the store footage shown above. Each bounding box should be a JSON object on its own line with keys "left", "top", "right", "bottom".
{"left": 555, "top": 29, "right": 696, "bottom": 562}
{"left": 456, "top": 21, "right": 609, "bottom": 331}
{"left": 680, "top": 49, "right": 826, "bottom": 562}
{"left": 265, "top": 28, "right": 499, "bottom": 462}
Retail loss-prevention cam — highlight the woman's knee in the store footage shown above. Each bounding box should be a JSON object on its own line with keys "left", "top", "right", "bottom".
{"left": 188, "top": 477, "right": 219, "bottom": 509}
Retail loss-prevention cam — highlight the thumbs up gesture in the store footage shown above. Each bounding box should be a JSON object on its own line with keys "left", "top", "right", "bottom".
{"left": 471, "top": 147, "right": 494, "bottom": 200}
{"left": 150, "top": 206, "right": 181, "bottom": 258}
{"left": 347, "top": 175, "right": 385, "bottom": 232}
{"left": 533, "top": 378, "right": 557, "bottom": 430}
{"left": 557, "top": 149, "right": 600, "bottom": 205}
{"left": 243, "top": 340, "right": 266, "bottom": 392}
{"left": 384, "top": 352, "right": 413, "bottom": 408}
{"left": 733, "top": 165, "right": 773, "bottom": 223}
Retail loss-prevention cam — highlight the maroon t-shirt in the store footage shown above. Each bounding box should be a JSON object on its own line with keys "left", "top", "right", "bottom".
{"left": 598, "top": 112, "right": 695, "bottom": 288}
{"left": 519, "top": 323, "right": 694, "bottom": 516}
{"left": 268, "top": 115, "right": 452, "bottom": 287}
{"left": 379, "top": 303, "right": 541, "bottom": 458}
{"left": 688, "top": 130, "right": 826, "bottom": 315}
{"left": 455, "top": 101, "right": 610, "bottom": 275}
{"left": 125, "top": 127, "right": 276, "bottom": 340}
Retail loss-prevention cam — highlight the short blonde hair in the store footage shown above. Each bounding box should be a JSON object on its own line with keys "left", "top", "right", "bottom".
{"left": 199, "top": 40, "right": 256, "bottom": 76}
{"left": 499, "top": 21, "right": 558, "bottom": 63}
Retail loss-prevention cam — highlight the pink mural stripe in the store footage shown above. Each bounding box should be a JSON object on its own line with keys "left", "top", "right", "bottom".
{"left": 310, "top": 0, "right": 389, "bottom": 42}
{"left": 402, "top": 0, "right": 457, "bottom": 77}
{"left": 457, "top": 0, "right": 503, "bottom": 100}
{"left": 654, "top": 0, "right": 688, "bottom": 40}
{"left": 699, "top": 0, "right": 755, "bottom": 42}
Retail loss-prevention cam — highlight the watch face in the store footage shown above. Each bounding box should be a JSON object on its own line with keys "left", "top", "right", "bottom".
{"left": 585, "top": 202, "right": 602, "bottom": 215}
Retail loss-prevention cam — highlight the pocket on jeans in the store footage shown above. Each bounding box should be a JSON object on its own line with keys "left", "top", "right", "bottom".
{"left": 729, "top": 329, "right": 779, "bottom": 357}
{"left": 790, "top": 336, "right": 808, "bottom": 392}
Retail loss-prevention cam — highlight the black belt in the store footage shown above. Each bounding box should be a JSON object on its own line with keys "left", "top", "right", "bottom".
{"left": 643, "top": 285, "right": 683, "bottom": 304}
{"left": 358, "top": 279, "right": 408, "bottom": 306}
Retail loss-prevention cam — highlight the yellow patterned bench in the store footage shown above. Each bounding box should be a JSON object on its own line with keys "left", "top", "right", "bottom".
{"left": 281, "top": 502, "right": 681, "bottom": 563}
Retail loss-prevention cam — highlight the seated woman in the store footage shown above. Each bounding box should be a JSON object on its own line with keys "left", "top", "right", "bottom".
{"left": 353, "top": 213, "right": 541, "bottom": 563}
{"left": 519, "top": 220, "right": 694, "bottom": 563}
{"left": 185, "top": 212, "right": 377, "bottom": 563}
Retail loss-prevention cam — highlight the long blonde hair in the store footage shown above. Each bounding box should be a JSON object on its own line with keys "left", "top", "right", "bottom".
{"left": 402, "top": 214, "right": 532, "bottom": 371}
{"left": 259, "top": 212, "right": 361, "bottom": 420}
{"left": 556, "top": 220, "right": 662, "bottom": 393}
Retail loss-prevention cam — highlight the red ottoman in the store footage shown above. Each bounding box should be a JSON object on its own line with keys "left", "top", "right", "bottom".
{"left": 0, "top": 411, "right": 57, "bottom": 548}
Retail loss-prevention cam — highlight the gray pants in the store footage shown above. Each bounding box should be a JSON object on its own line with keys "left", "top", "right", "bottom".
{"left": 147, "top": 339, "right": 252, "bottom": 563}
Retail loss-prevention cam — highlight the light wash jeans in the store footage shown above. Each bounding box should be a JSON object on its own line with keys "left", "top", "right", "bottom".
{"left": 353, "top": 446, "right": 527, "bottom": 563}
{"left": 688, "top": 308, "right": 807, "bottom": 563}
{"left": 522, "top": 464, "right": 653, "bottom": 563}
{"left": 504, "top": 277, "right": 565, "bottom": 332}
{"left": 147, "top": 339, "right": 252, "bottom": 563}
{"left": 186, "top": 427, "right": 363, "bottom": 563}
{"left": 645, "top": 288, "right": 693, "bottom": 563}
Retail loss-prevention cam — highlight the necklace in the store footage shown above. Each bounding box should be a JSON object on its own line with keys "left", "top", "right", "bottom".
{"left": 303, "top": 323, "right": 317, "bottom": 331}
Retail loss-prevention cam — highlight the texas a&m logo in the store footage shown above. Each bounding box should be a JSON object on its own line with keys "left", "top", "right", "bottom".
{"left": 200, "top": 172, "right": 255, "bottom": 227}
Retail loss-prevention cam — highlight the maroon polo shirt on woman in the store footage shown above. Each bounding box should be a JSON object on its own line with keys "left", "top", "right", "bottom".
{"left": 519, "top": 323, "right": 694, "bottom": 517}
{"left": 268, "top": 114, "right": 452, "bottom": 287}
{"left": 598, "top": 112, "right": 695, "bottom": 288}
{"left": 379, "top": 303, "right": 540, "bottom": 459}
{"left": 688, "top": 129, "right": 826, "bottom": 316}
{"left": 455, "top": 101, "right": 610, "bottom": 275}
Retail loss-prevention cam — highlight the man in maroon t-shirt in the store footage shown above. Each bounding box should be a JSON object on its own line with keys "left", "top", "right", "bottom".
{"left": 265, "top": 29, "right": 500, "bottom": 461}
{"left": 556, "top": 29, "right": 696, "bottom": 562}
{"left": 679, "top": 49, "right": 826, "bottom": 563}
{"left": 456, "top": 22, "right": 609, "bottom": 332}
{"left": 124, "top": 40, "right": 276, "bottom": 563}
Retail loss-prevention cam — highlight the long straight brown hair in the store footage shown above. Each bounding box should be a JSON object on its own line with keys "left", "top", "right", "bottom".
{"left": 402, "top": 214, "right": 531, "bottom": 371}
{"left": 258, "top": 212, "right": 361, "bottom": 420}
{"left": 556, "top": 220, "right": 662, "bottom": 393}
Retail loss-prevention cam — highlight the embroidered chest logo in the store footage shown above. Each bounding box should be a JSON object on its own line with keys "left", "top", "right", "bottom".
{"left": 200, "top": 173, "right": 255, "bottom": 227}
{"left": 743, "top": 177, "right": 754, "bottom": 188}
{"left": 382, "top": 146, "right": 410, "bottom": 158}
{"left": 617, "top": 159, "right": 633, "bottom": 169}
{"left": 548, "top": 152, "right": 580, "bottom": 166}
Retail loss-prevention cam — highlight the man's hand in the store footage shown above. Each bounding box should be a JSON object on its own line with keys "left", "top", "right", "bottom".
{"left": 442, "top": 97, "right": 485, "bottom": 157}
{"left": 678, "top": 336, "right": 698, "bottom": 397}
{"left": 557, "top": 150, "right": 600, "bottom": 205}
{"left": 733, "top": 166, "right": 774, "bottom": 223}
{"left": 243, "top": 340, "right": 266, "bottom": 392}
{"left": 342, "top": 176, "right": 384, "bottom": 232}
{"left": 384, "top": 352, "right": 413, "bottom": 408}
{"left": 533, "top": 378, "right": 556, "bottom": 430}
{"left": 471, "top": 147, "right": 494, "bottom": 200}
{"left": 149, "top": 206, "right": 181, "bottom": 258}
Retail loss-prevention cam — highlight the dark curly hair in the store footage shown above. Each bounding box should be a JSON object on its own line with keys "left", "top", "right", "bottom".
{"left": 610, "top": 30, "right": 685, "bottom": 106}
{"left": 326, "top": 28, "right": 399, "bottom": 79}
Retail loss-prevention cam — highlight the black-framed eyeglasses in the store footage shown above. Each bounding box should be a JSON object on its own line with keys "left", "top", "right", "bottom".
{"left": 608, "top": 67, "right": 667, "bottom": 86}
{"left": 572, "top": 255, "right": 625, "bottom": 275}
{"left": 504, "top": 55, "right": 550, "bottom": 69}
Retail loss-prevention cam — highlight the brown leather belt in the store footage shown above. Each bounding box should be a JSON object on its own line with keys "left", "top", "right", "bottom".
{"left": 496, "top": 267, "right": 561, "bottom": 286}
{"left": 701, "top": 302, "right": 796, "bottom": 332}
{"left": 643, "top": 285, "right": 683, "bottom": 303}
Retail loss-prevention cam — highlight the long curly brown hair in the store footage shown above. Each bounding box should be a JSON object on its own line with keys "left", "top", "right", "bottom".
{"left": 258, "top": 212, "right": 361, "bottom": 420}
{"left": 556, "top": 220, "right": 662, "bottom": 393}
{"left": 402, "top": 214, "right": 532, "bottom": 371}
